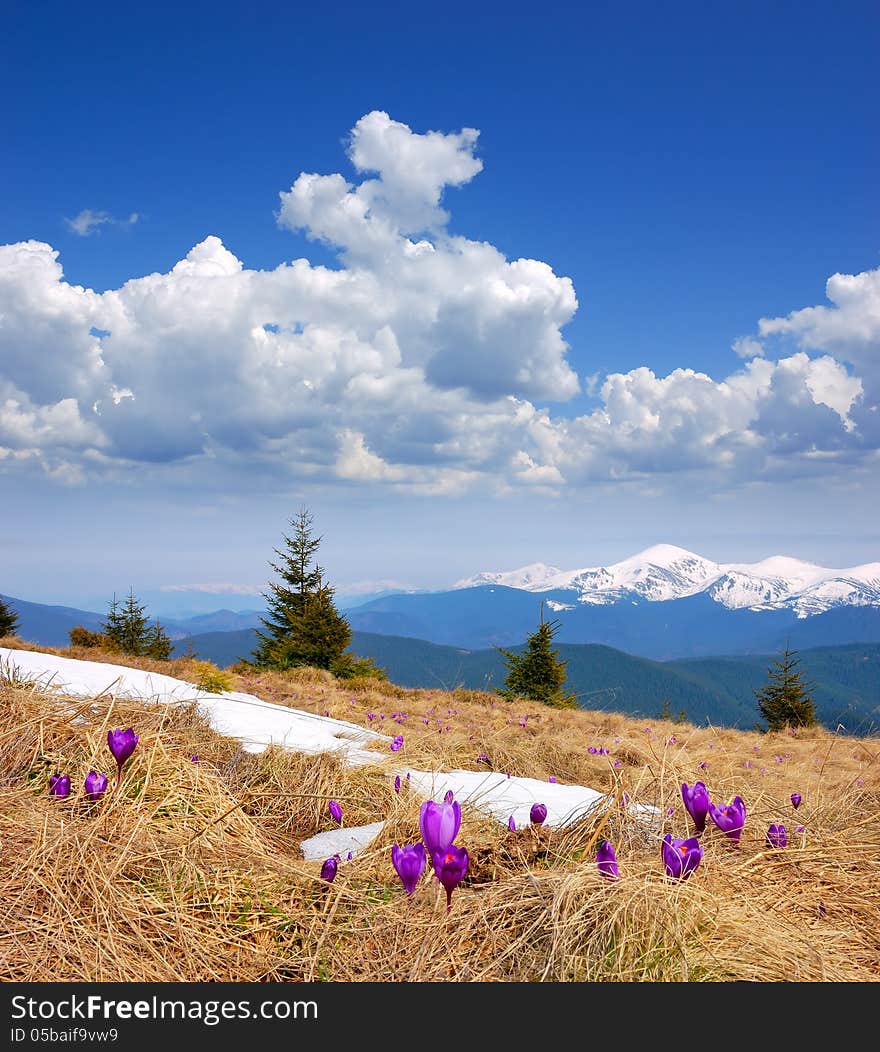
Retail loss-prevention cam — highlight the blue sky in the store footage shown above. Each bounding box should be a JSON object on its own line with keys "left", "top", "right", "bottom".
{"left": 2, "top": 0, "right": 878, "bottom": 614}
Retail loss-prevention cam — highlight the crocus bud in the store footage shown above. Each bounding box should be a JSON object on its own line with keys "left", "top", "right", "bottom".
{"left": 681, "top": 781, "right": 711, "bottom": 833}
{"left": 328, "top": 799, "right": 342, "bottom": 824}
{"left": 508, "top": 815, "right": 516, "bottom": 832}
{"left": 49, "top": 774, "right": 71, "bottom": 798}
{"left": 766, "top": 823, "right": 787, "bottom": 849}
{"left": 320, "top": 856, "right": 338, "bottom": 882}
{"left": 662, "top": 834, "right": 703, "bottom": 880}
{"left": 394, "top": 775, "right": 401, "bottom": 794}
{"left": 791, "top": 792, "right": 802, "bottom": 810}
{"left": 84, "top": 770, "right": 108, "bottom": 802}
{"left": 529, "top": 802, "right": 548, "bottom": 826}
{"left": 419, "top": 798, "right": 461, "bottom": 856}
{"left": 432, "top": 845, "right": 469, "bottom": 913}
{"left": 392, "top": 843, "right": 426, "bottom": 895}
{"left": 107, "top": 728, "right": 139, "bottom": 787}
{"left": 596, "top": 840, "right": 619, "bottom": 880}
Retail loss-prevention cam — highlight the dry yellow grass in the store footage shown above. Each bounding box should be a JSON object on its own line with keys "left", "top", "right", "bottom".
{"left": 1, "top": 637, "right": 878, "bottom": 982}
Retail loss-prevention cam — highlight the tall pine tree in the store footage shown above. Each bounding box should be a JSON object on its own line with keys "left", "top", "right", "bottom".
{"left": 252, "top": 508, "right": 352, "bottom": 671}
{"left": 754, "top": 642, "right": 818, "bottom": 731}
{"left": 497, "top": 603, "right": 577, "bottom": 709}
{"left": 0, "top": 596, "right": 20, "bottom": 637}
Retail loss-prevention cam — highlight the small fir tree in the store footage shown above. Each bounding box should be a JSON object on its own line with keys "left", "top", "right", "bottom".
{"left": 253, "top": 507, "right": 325, "bottom": 667}
{"left": 144, "top": 621, "right": 173, "bottom": 661}
{"left": 101, "top": 590, "right": 169, "bottom": 658}
{"left": 101, "top": 594, "right": 126, "bottom": 652}
{"left": 0, "top": 596, "right": 20, "bottom": 637}
{"left": 754, "top": 642, "right": 818, "bottom": 731}
{"left": 497, "top": 603, "right": 577, "bottom": 709}
{"left": 252, "top": 508, "right": 352, "bottom": 671}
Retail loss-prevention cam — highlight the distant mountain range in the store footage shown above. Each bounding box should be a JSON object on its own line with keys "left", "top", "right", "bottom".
{"left": 454, "top": 544, "right": 880, "bottom": 617}
{"left": 341, "top": 545, "right": 880, "bottom": 659}
{"left": 0, "top": 594, "right": 265, "bottom": 647}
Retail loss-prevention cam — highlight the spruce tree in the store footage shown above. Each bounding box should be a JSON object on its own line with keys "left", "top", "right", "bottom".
{"left": 0, "top": 596, "right": 20, "bottom": 637}
{"left": 101, "top": 590, "right": 169, "bottom": 658}
{"left": 144, "top": 621, "right": 173, "bottom": 661}
{"left": 497, "top": 603, "right": 577, "bottom": 709}
{"left": 252, "top": 508, "right": 352, "bottom": 671}
{"left": 271, "top": 584, "right": 352, "bottom": 670}
{"left": 754, "top": 642, "right": 818, "bottom": 731}
{"left": 101, "top": 594, "right": 126, "bottom": 652}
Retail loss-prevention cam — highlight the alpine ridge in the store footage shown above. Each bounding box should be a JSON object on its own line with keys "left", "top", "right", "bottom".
{"left": 454, "top": 544, "right": 880, "bottom": 618}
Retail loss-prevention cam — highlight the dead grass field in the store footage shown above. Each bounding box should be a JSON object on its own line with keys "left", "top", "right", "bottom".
{"left": 1, "top": 635, "right": 877, "bottom": 982}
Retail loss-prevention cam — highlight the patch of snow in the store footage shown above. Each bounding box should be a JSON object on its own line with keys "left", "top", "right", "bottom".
{"left": 403, "top": 769, "right": 657, "bottom": 830}
{"left": 300, "top": 822, "right": 386, "bottom": 861}
{"left": 0, "top": 647, "right": 387, "bottom": 765}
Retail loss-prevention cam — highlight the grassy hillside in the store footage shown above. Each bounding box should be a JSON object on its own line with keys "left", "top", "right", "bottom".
{"left": 173, "top": 628, "right": 880, "bottom": 735}
{"left": 2, "top": 635, "right": 878, "bottom": 982}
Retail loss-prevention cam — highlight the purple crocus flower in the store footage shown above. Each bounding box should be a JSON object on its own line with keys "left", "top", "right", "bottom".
{"left": 328, "top": 799, "right": 342, "bottom": 825}
{"left": 391, "top": 843, "right": 426, "bottom": 895}
{"left": 596, "top": 840, "right": 619, "bottom": 880}
{"left": 791, "top": 792, "right": 802, "bottom": 810}
{"left": 530, "top": 802, "right": 548, "bottom": 826}
{"left": 432, "top": 845, "right": 469, "bottom": 913}
{"left": 548, "top": 775, "right": 557, "bottom": 783}
{"left": 709, "top": 795, "right": 746, "bottom": 843}
{"left": 84, "top": 770, "right": 108, "bottom": 802}
{"left": 320, "top": 856, "right": 338, "bottom": 882}
{"left": 390, "top": 735, "right": 404, "bottom": 752}
{"left": 419, "top": 796, "right": 462, "bottom": 856}
{"left": 49, "top": 773, "right": 71, "bottom": 798}
{"left": 766, "top": 823, "right": 787, "bottom": 849}
{"left": 508, "top": 815, "right": 516, "bottom": 831}
{"left": 394, "top": 775, "right": 401, "bottom": 794}
{"left": 662, "top": 834, "right": 703, "bottom": 880}
{"left": 681, "top": 781, "right": 711, "bottom": 833}
{"left": 107, "top": 727, "right": 139, "bottom": 787}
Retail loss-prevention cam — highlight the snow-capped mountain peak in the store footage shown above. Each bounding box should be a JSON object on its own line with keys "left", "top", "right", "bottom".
{"left": 456, "top": 547, "right": 879, "bottom": 617}
{"left": 453, "top": 562, "right": 564, "bottom": 590}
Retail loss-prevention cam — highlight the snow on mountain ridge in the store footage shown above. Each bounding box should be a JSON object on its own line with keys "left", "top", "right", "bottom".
{"left": 455, "top": 548, "right": 879, "bottom": 616}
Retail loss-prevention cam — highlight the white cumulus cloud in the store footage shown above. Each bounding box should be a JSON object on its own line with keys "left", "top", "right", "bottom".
{"left": 0, "top": 114, "right": 875, "bottom": 496}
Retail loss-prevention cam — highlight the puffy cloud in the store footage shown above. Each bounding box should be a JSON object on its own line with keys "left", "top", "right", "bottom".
{"left": 757, "top": 267, "right": 880, "bottom": 370}
{"left": 0, "top": 114, "right": 875, "bottom": 498}
{"left": 731, "top": 335, "right": 764, "bottom": 359}
{"left": 65, "top": 209, "right": 138, "bottom": 236}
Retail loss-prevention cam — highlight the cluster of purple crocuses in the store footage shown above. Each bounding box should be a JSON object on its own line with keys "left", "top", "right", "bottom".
{"left": 396, "top": 791, "right": 469, "bottom": 913}
{"left": 320, "top": 789, "right": 470, "bottom": 913}
{"left": 321, "top": 791, "right": 556, "bottom": 910}
{"left": 595, "top": 780, "right": 803, "bottom": 882}
{"left": 47, "top": 728, "right": 139, "bottom": 804}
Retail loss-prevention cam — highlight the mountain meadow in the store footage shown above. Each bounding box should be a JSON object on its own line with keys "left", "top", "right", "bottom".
{"left": 1, "top": 632, "right": 877, "bottom": 982}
